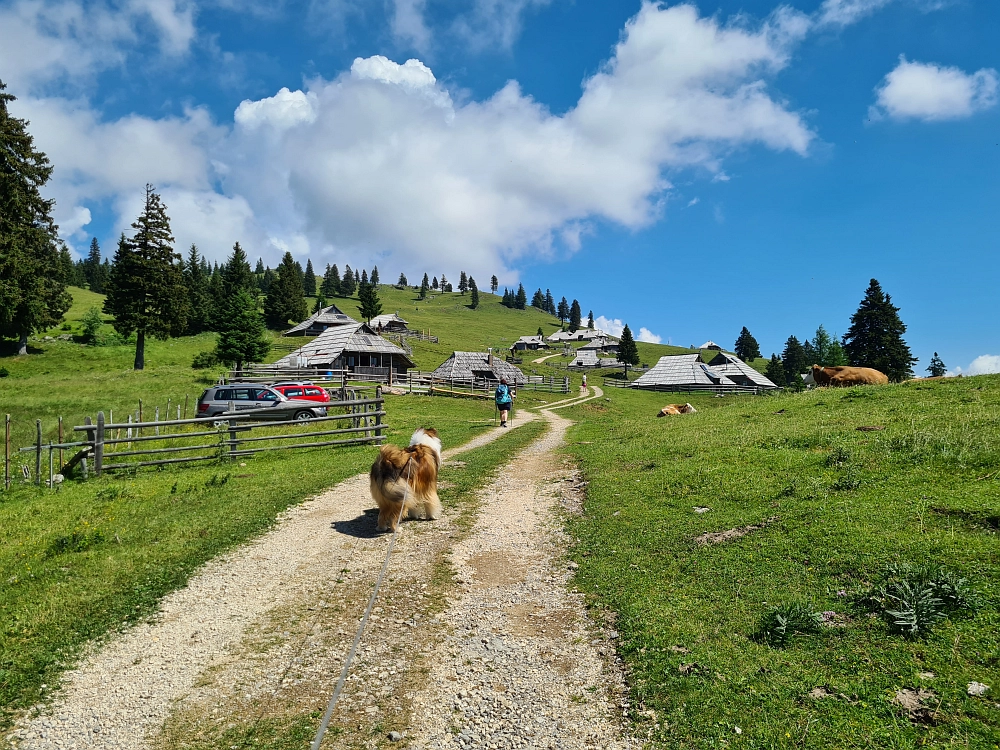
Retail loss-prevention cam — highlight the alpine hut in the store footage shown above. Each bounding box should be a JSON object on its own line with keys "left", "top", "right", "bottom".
{"left": 431, "top": 351, "right": 527, "bottom": 386}
{"left": 511, "top": 335, "right": 549, "bottom": 352}
{"left": 274, "top": 322, "right": 414, "bottom": 378}
{"left": 284, "top": 304, "right": 357, "bottom": 336}
{"left": 632, "top": 353, "right": 778, "bottom": 393}
{"left": 369, "top": 312, "right": 409, "bottom": 334}
{"left": 547, "top": 328, "right": 614, "bottom": 344}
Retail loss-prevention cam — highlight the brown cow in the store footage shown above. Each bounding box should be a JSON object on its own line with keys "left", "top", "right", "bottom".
{"left": 805, "top": 364, "right": 888, "bottom": 387}
{"left": 657, "top": 403, "right": 697, "bottom": 417}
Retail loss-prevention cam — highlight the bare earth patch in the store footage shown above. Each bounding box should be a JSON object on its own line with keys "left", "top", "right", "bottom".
{"left": 694, "top": 516, "right": 779, "bottom": 546}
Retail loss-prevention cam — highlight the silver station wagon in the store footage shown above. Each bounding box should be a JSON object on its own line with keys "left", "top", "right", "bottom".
{"left": 196, "top": 384, "right": 328, "bottom": 421}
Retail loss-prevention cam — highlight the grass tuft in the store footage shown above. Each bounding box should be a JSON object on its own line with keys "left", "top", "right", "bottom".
{"left": 754, "top": 601, "right": 823, "bottom": 647}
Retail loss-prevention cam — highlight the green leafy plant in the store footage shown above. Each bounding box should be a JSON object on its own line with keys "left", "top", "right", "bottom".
{"left": 862, "top": 563, "right": 978, "bottom": 636}
{"left": 0, "top": 367, "right": 9, "bottom": 378}
{"left": 80, "top": 307, "right": 104, "bottom": 343}
{"left": 755, "top": 601, "right": 822, "bottom": 647}
{"left": 191, "top": 350, "right": 219, "bottom": 369}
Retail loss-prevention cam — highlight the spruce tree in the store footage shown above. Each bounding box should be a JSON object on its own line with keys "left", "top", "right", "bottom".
{"left": 264, "top": 251, "right": 307, "bottom": 328}
{"left": 0, "top": 81, "right": 72, "bottom": 353}
{"left": 215, "top": 241, "right": 256, "bottom": 331}
{"left": 322, "top": 264, "right": 341, "bottom": 297}
{"left": 313, "top": 293, "right": 327, "bottom": 314}
{"left": 303, "top": 259, "right": 317, "bottom": 296}
{"left": 358, "top": 278, "right": 383, "bottom": 322}
{"left": 842, "top": 279, "right": 917, "bottom": 381}
{"left": 341, "top": 265, "right": 356, "bottom": 296}
{"left": 254, "top": 258, "right": 265, "bottom": 275}
{"left": 490, "top": 275, "right": 499, "bottom": 293}
{"left": 419, "top": 273, "right": 429, "bottom": 299}
{"left": 469, "top": 278, "right": 480, "bottom": 309}
{"left": 459, "top": 271, "right": 468, "bottom": 294}
{"left": 780, "top": 335, "right": 808, "bottom": 387}
{"left": 260, "top": 267, "right": 276, "bottom": 295}
{"left": 182, "top": 244, "right": 212, "bottom": 334}
{"left": 58, "top": 246, "right": 76, "bottom": 285}
{"left": 617, "top": 324, "right": 640, "bottom": 377}
{"left": 764, "top": 353, "right": 785, "bottom": 386}
{"left": 501, "top": 288, "right": 511, "bottom": 308}
{"left": 84, "top": 237, "right": 108, "bottom": 292}
{"left": 215, "top": 289, "right": 270, "bottom": 371}
{"left": 208, "top": 265, "right": 225, "bottom": 323}
{"left": 103, "top": 186, "right": 188, "bottom": 370}
{"left": 926, "top": 352, "right": 947, "bottom": 377}
{"left": 734, "top": 326, "right": 761, "bottom": 362}
{"left": 557, "top": 297, "right": 569, "bottom": 323}
{"left": 515, "top": 283, "right": 527, "bottom": 310}
{"left": 587, "top": 310, "right": 594, "bottom": 329}
{"left": 432, "top": 276, "right": 439, "bottom": 289}
{"left": 537, "top": 326, "right": 544, "bottom": 337}
{"left": 440, "top": 274, "right": 449, "bottom": 291}
{"left": 545, "top": 289, "right": 555, "bottom": 315}
{"left": 397, "top": 272, "right": 408, "bottom": 288}
{"left": 568, "top": 299, "right": 582, "bottom": 332}
{"left": 531, "top": 288, "right": 545, "bottom": 308}
{"left": 371, "top": 265, "right": 379, "bottom": 285}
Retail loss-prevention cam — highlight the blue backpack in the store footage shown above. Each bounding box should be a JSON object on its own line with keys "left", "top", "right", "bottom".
{"left": 495, "top": 383, "right": 512, "bottom": 406}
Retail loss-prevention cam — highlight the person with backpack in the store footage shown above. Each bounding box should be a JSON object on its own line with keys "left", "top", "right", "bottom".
{"left": 495, "top": 378, "right": 514, "bottom": 427}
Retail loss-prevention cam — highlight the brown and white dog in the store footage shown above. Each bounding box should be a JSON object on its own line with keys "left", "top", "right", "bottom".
{"left": 369, "top": 427, "right": 442, "bottom": 532}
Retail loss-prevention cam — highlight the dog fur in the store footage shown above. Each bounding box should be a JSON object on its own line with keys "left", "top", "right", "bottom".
{"left": 370, "top": 427, "right": 442, "bottom": 532}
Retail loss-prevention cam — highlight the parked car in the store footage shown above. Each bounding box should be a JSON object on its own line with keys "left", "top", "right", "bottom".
{"left": 271, "top": 382, "right": 331, "bottom": 403}
{"left": 197, "top": 384, "right": 328, "bottom": 421}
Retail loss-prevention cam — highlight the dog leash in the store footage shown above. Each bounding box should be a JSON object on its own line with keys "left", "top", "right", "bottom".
{"left": 311, "top": 457, "right": 413, "bottom": 750}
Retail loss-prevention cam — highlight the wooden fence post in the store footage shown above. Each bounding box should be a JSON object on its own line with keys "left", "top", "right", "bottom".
{"left": 138, "top": 399, "right": 143, "bottom": 436}
{"left": 35, "top": 420, "right": 42, "bottom": 485}
{"left": 82, "top": 416, "right": 91, "bottom": 479}
{"left": 183, "top": 394, "right": 189, "bottom": 420}
{"left": 58, "top": 415, "right": 64, "bottom": 469}
{"left": 4, "top": 414, "right": 10, "bottom": 491}
{"left": 95, "top": 411, "right": 105, "bottom": 477}
{"left": 228, "top": 425, "right": 238, "bottom": 461}
{"left": 48, "top": 441, "right": 53, "bottom": 488}
{"left": 374, "top": 386, "right": 383, "bottom": 442}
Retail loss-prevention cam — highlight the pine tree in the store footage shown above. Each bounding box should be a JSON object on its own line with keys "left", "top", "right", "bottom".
{"left": 360, "top": 269, "right": 368, "bottom": 287}
{"left": 341, "top": 265, "right": 356, "bottom": 296}
{"left": 419, "top": 273, "right": 429, "bottom": 299}
{"left": 0, "top": 81, "right": 72, "bottom": 353}
{"left": 58, "top": 246, "right": 76, "bottom": 285}
{"left": 734, "top": 326, "right": 761, "bottom": 362}
{"left": 469, "top": 278, "right": 480, "bottom": 309}
{"left": 264, "top": 251, "right": 308, "bottom": 328}
{"left": 459, "top": 271, "right": 468, "bottom": 294}
{"left": 260, "top": 267, "right": 276, "bottom": 295}
{"left": 537, "top": 326, "right": 544, "bottom": 337}
{"left": 254, "top": 258, "right": 265, "bottom": 275}
{"left": 617, "top": 324, "right": 640, "bottom": 377}
{"left": 490, "top": 275, "right": 499, "bottom": 293}
{"left": 432, "top": 276, "right": 439, "bottom": 289}
{"left": 531, "top": 288, "right": 545, "bottom": 308}
{"left": 358, "top": 278, "right": 383, "bottom": 322}
{"left": 781, "top": 335, "right": 808, "bottom": 387}
{"left": 515, "top": 283, "right": 527, "bottom": 310}
{"left": 842, "top": 279, "right": 917, "bottom": 381}
{"left": 214, "top": 242, "right": 257, "bottom": 332}
{"left": 321, "top": 264, "right": 341, "bottom": 297}
{"left": 764, "top": 353, "right": 785, "bottom": 386}
{"left": 545, "top": 289, "right": 555, "bottom": 315}
{"left": 103, "top": 186, "right": 188, "bottom": 370}
{"left": 84, "top": 237, "right": 108, "bottom": 292}
{"left": 557, "top": 297, "right": 569, "bottom": 323}
{"left": 397, "top": 272, "right": 408, "bottom": 288}
{"left": 215, "top": 289, "right": 270, "bottom": 371}
{"left": 312, "top": 293, "right": 327, "bottom": 314}
{"left": 303, "top": 259, "right": 317, "bottom": 296}
{"left": 926, "top": 352, "right": 947, "bottom": 377}
{"left": 182, "top": 244, "right": 212, "bottom": 334}
{"left": 587, "top": 310, "right": 594, "bottom": 329}
{"left": 371, "top": 266, "right": 379, "bottom": 286}
{"left": 500, "top": 288, "right": 511, "bottom": 308}
{"left": 208, "top": 265, "right": 225, "bottom": 323}
{"left": 568, "top": 299, "right": 582, "bottom": 332}
{"left": 440, "top": 274, "right": 448, "bottom": 291}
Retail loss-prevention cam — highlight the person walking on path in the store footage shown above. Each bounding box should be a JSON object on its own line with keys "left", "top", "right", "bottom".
{"left": 581, "top": 373, "right": 587, "bottom": 392}
{"left": 495, "top": 378, "right": 514, "bottom": 427}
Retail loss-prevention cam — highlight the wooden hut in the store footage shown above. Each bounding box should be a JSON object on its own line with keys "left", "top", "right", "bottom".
{"left": 431, "top": 352, "right": 527, "bottom": 385}
{"left": 283, "top": 304, "right": 357, "bottom": 336}
{"left": 369, "top": 313, "right": 410, "bottom": 334}
{"left": 275, "top": 322, "right": 414, "bottom": 377}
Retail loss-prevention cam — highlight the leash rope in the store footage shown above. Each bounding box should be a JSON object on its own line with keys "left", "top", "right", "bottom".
{"left": 311, "top": 457, "right": 413, "bottom": 750}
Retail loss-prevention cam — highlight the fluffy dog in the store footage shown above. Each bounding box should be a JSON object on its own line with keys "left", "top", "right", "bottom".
{"left": 370, "top": 427, "right": 442, "bottom": 532}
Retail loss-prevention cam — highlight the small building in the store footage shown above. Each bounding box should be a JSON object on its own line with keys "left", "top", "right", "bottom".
{"left": 579, "top": 337, "right": 619, "bottom": 355}
{"left": 369, "top": 312, "right": 410, "bottom": 334}
{"left": 569, "top": 350, "right": 600, "bottom": 368}
{"left": 703, "top": 352, "right": 779, "bottom": 389}
{"left": 698, "top": 340, "right": 723, "bottom": 351}
{"left": 284, "top": 304, "right": 357, "bottom": 336}
{"left": 511, "top": 335, "right": 549, "bottom": 352}
{"left": 431, "top": 351, "right": 527, "bottom": 385}
{"left": 547, "top": 328, "right": 615, "bottom": 344}
{"left": 633, "top": 353, "right": 778, "bottom": 393}
{"left": 275, "top": 322, "right": 414, "bottom": 376}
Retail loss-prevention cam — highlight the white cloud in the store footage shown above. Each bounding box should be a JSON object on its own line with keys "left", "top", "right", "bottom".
{"left": 452, "top": 0, "right": 551, "bottom": 51}
{"left": 948, "top": 355, "right": 1000, "bottom": 377}
{"left": 685, "top": 197, "right": 700, "bottom": 207}
{"left": 234, "top": 88, "right": 318, "bottom": 130}
{"left": 391, "top": 0, "right": 432, "bottom": 52}
{"left": 871, "top": 57, "right": 999, "bottom": 121}
{"left": 594, "top": 316, "right": 625, "bottom": 337}
{"left": 816, "top": 0, "right": 894, "bottom": 27}
{"left": 638, "top": 327, "right": 662, "bottom": 343}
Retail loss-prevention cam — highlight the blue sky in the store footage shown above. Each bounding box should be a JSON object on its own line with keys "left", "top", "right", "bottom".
{"left": 2, "top": 0, "right": 997, "bottom": 373}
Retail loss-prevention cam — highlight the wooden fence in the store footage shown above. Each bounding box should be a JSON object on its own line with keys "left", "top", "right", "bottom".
{"left": 8, "top": 390, "right": 385, "bottom": 485}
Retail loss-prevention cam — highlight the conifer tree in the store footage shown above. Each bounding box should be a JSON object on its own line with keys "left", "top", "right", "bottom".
{"left": 182, "top": 244, "right": 212, "bottom": 334}
{"left": 360, "top": 269, "right": 368, "bottom": 287}
{"left": 459, "top": 271, "right": 468, "bottom": 294}
{"left": 490, "top": 275, "right": 499, "bottom": 293}
{"left": 341, "top": 265, "right": 356, "bottom": 296}
{"left": 208, "top": 264, "right": 225, "bottom": 320}
{"left": 264, "top": 251, "right": 307, "bottom": 328}
{"left": 781, "top": 335, "right": 808, "bottom": 387}
{"left": 58, "top": 246, "right": 77, "bottom": 285}
{"left": 515, "top": 283, "right": 527, "bottom": 310}
{"left": 419, "top": 273, "right": 429, "bottom": 299}
{"left": 0, "top": 81, "right": 71, "bottom": 353}
{"left": 84, "top": 237, "right": 109, "bottom": 293}
{"left": 537, "top": 326, "right": 544, "bottom": 337}
{"left": 734, "top": 326, "right": 761, "bottom": 362}
{"left": 260, "top": 267, "right": 276, "bottom": 295}
{"left": 371, "top": 266, "right": 379, "bottom": 285}
{"left": 214, "top": 289, "right": 270, "bottom": 371}
{"left": 926, "top": 352, "right": 946, "bottom": 377}
{"left": 321, "top": 264, "right": 341, "bottom": 297}
{"left": 469, "top": 278, "right": 480, "bottom": 309}
{"left": 397, "top": 272, "right": 407, "bottom": 288}
{"left": 617, "top": 324, "right": 640, "bottom": 377}
{"left": 557, "top": 297, "right": 569, "bottom": 323}
{"left": 587, "top": 310, "right": 594, "bottom": 329}
{"left": 545, "top": 289, "right": 555, "bottom": 315}
{"left": 358, "top": 278, "right": 383, "bottom": 322}
{"left": 842, "top": 279, "right": 916, "bottom": 381}
{"left": 312, "top": 293, "right": 327, "bottom": 314}
{"left": 764, "top": 353, "right": 785, "bottom": 386}
{"left": 103, "top": 186, "right": 188, "bottom": 369}
{"left": 531, "top": 288, "right": 545, "bottom": 308}
{"left": 215, "top": 241, "right": 256, "bottom": 331}
{"left": 254, "top": 258, "right": 265, "bottom": 275}
{"left": 501, "top": 288, "right": 511, "bottom": 308}
{"left": 303, "top": 259, "right": 317, "bottom": 296}
{"left": 432, "top": 276, "right": 439, "bottom": 289}
{"left": 440, "top": 273, "right": 448, "bottom": 291}
{"left": 568, "top": 299, "right": 582, "bottom": 332}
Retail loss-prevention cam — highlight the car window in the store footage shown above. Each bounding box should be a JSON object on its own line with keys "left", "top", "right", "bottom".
{"left": 283, "top": 387, "right": 304, "bottom": 398}
{"left": 304, "top": 387, "right": 323, "bottom": 396}
{"left": 215, "top": 388, "right": 232, "bottom": 401}
{"left": 255, "top": 389, "right": 279, "bottom": 401}
{"left": 234, "top": 389, "right": 253, "bottom": 400}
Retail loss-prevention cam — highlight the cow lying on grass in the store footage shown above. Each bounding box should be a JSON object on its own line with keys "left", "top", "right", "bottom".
{"left": 804, "top": 364, "right": 889, "bottom": 387}
{"left": 657, "top": 403, "right": 697, "bottom": 417}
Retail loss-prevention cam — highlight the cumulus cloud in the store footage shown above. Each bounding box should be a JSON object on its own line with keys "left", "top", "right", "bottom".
{"left": 871, "top": 57, "right": 999, "bottom": 121}
{"left": 948, "top": 355, "right": 1000, "bottom": 377}
{"left": 17, "top": 2, "right": 815, "bottom": 274}
{"left": 594, "top": 317, "right": 663, "bottom": 343}
{"left": 638, "top": 327, "right": 662, "bottom": 344}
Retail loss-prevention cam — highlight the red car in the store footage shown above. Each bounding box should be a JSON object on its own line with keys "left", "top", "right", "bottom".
{"left": 271, "top": 382, "right": 331, "bottom": 403}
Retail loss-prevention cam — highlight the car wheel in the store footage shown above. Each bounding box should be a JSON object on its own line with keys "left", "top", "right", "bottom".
{"left": 294, "top": 410, "right": 313, "bottom": 421}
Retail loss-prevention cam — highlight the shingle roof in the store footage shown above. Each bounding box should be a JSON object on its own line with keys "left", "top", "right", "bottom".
{"left": 633, "top": 354, "right": 736, "bottom": 388}
{"left": 369, "top": 313, "right": 409, "bottom": 328}
{"left": 569, "top": 350, "right": 600, "bottom": 367}
{"left": 274, "top": 322, "right": 414, "bottom": 368}
{"left": 514, "top": 335, "right": 545, "bottom": 345}
{"left": 430, "top": 352, "right": 527, "bottom": 384}
{"left": 705, "top": 352, "right": 779, "bottom": 389}
{"left": 284, "top": 304, "right": 357, "bottom": 335}
{"left": 547, "top": 328, "right": 615, "bottom": 342}
{"left": 579, "top": 337, "right": 618, "bottom": 351}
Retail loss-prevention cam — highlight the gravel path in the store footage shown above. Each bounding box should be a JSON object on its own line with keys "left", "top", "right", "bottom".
{"left": 6, "top": 389, "right": 633, "bottom": 750}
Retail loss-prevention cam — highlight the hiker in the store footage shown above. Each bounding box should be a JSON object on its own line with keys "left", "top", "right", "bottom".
{"left": 581, "top": 373, "right": 587, "bottom": 390}
{"left": 495, "top": 378, "right": 514, "bottom": 427}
